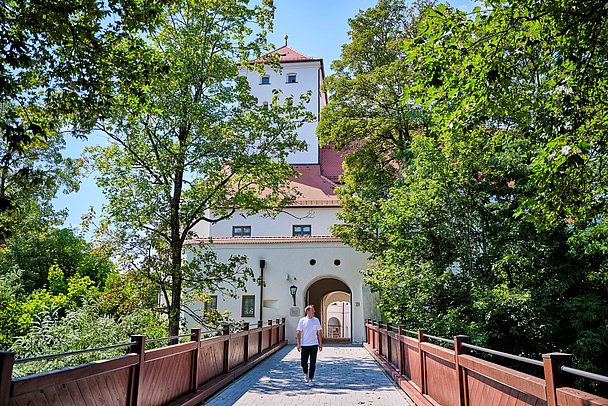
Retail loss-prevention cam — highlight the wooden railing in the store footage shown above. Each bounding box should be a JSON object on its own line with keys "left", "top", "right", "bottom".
{"left": 364, "top": 320, "right": 608, "bottom": 406}
{"left": 0, "top": 318, "right": 286, "bottom": 406}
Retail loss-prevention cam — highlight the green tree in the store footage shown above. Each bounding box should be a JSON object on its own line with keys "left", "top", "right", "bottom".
{"left": 0, "top": 228, "right": 113, "bottom": 293}
{"left": 1, "top": 1, "right": 171, "bottom": 241}
{"left": 86, "top": 0, "right": 312, "bottom": 338}
{"left": 1, "top": 0, "right": 169, "bottom": 144}
{"left": 322, "top": 0, "right": 608, "bottom": 383}
{"left": 318, "top": 0, "right": 434, "bottom": 258}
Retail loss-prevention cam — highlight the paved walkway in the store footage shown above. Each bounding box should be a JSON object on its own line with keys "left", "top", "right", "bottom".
{"left": 204, "top": 344, "right": 414, "bottom": 405}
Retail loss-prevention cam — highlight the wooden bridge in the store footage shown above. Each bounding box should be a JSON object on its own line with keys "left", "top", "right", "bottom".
{"left": 1, "top": 318, "right": 607, "bottom": 405}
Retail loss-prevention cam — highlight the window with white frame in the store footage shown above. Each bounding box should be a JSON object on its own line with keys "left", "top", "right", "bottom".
{"left": 261, "top": 75, "right": 270, "bottom": 85}
{"left": 287, "top": 73, "right": 297, "bottom": 83}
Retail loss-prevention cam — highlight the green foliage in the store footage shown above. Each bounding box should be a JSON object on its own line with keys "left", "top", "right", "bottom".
{"left": 10, "top": 302, "right": 167, "bottom": 377}
{"left": 322, "top": 0, "right": 608, "bottom": 384}
{"left": 85, "top": 0, "right": 313, "bottom": 337}
{"left": 99, "top": 271, "right": 160, "bottom": 317}
{"left": 0, "top": 228, "right": 113, "bottom": 293}
{"left": 1, "top": 1, "right": 170, "bottom": 241}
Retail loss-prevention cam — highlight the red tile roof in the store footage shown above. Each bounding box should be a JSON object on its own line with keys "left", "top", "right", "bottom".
{"left": 319, "top": 145, "right": 344, "bottom": 184}
{"left": 253, "top": 45, "right": 321, "bottom": 64}
{"left": 288, "top": 164, "right": 338, "bottom": 206}
{"left": 186, "top": 236, "right": 343, "bottom": 245}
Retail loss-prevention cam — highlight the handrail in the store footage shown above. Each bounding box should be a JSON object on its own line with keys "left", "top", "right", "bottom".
{"left": 12, "top": 319, "right": 283, "bottom": 367}
{"left": 423, "top": 333, "right": 453, "bottom": 345}
{"left": 560, "top": 365, "right": 608, "bottom": 384}
{"left": 461, "top": 342, "right": 544, "bottom": 367}
{"left": 14, "top": 342, "right": 133, "bottom": 364}
{"left": 147, "top": 333, "right": 195, "bottom": 344}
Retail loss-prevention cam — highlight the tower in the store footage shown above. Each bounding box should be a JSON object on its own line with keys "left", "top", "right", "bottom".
{"left": 185, "top": 44, "right": 378, "bottom": 343}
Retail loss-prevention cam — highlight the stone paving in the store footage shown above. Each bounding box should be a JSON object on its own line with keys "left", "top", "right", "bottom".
{"left": 204, "top": 344, "right": 414, "bottom": 405}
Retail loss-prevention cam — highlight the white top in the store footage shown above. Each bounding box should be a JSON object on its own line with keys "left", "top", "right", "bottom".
{"left": 296, "top": 316, "right": 322, "bottom": 346}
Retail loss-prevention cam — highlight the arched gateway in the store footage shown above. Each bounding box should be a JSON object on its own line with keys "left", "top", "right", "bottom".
{"left": 306, "top": 278, "right": 352, "bottom": 343}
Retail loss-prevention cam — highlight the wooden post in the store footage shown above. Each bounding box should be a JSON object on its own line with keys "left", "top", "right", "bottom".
{"left": 243, "top": 323, "right": 250, "bottom": 362}
{"left": 418, "top": 329, "right": 428, "bottom": 395}
{"left": 129, "top": 335, "right": 146, "bottom": 406}
{"left": 222, "top": 324, "right": 230, "bottom": 373}
{"left": 386, "top": 323, "right": 392, "bottom": 364}
{"left": 378, "top": 321, "right": 383, "bottom": 356}
{"left": 454, "top": 335, "right": 470, "bottom": 406}
{"left": 372, "top": 320, "right": 377, "bottom": 350}
{"left": 281, "top": 318, "right": 286, "bottom": 342}
{"left": 0, "top": 351, "right": 15, "bottom": 406}
{"left": 268, "top": 320, "right": 273, "bottom": 347}
{"left": 190, "top": 328, "right": 201, "bottom": 392}
{"left": 365, "top": 319, "right": 369, "bottom": 344}
{"left": 257, "top": 320, "right": 263, "bottom": 354}
{"left": 543, "top": 353, "right": 572, "bottom": 406}
{"left": 398, "top": 325, "right": 406, "bottom": 374}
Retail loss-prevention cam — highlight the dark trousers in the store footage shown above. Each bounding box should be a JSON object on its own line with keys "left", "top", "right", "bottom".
{"left": 300, "top": 345, "right": 319, "bottom": 379}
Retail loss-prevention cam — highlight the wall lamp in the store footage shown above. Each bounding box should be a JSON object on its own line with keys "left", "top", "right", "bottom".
{"left": 289, "top": 285, "right": 297, "bottom": 307}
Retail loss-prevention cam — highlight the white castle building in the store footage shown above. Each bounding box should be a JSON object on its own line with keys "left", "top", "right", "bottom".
{"left": 186, "top": 43, "right": 379, "bottom": 343}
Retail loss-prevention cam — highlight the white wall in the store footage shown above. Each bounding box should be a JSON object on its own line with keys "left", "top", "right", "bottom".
{"left": 191, "top": 207, "right": 339, "bottom": 238}
{"left": 240, "top": 61, "right": 322, "bottom": 164}
{"left": 183, "top": 241, "right": 372, "bottom": 343}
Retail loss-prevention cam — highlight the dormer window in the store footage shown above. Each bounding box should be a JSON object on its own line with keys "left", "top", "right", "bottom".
{"left": 233, "top": 226, "right": 251, "bottom": 237}
{"left": 287, "top": 73, "right": 297, "bottom": 83}
{"left": 293, "top": 225, "right": 311, "bottom": 237}
{"left": 261, "top": 75, "right": 270, "bottom": 85}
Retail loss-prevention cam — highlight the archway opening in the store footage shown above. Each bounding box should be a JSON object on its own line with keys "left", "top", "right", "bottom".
{"left": 305, "top": 278, "right": 351, "bottom": 343}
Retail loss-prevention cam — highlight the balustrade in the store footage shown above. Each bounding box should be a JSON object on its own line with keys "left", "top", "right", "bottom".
{"left": 364, "top": 319, "right": 608, "bottom": 406}
{"left": 0, "top": 318, "right": 287, "bottom": 406}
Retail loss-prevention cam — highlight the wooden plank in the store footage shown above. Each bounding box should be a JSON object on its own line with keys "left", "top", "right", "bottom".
{"left": 248, "top": 334, "right": 259, "bottom": 359}
{"left": 199, "top": 341, "right": 225, "bottom": 385}
{"left": 229, "top": 337, "right": 245, "bottom": 370}
{"left": 65, "top": 380, "right": 88, "bottom": 406}
{"left": 76, "top": 378, "right": 100, "bottom": 406}
{"left": 55, "top": 383, "right": 77, "bottom": 406}
{"left": 425, "top": 352, "right": 458, "bottom": 406}
{"left": 200, "top": 336, "right": 229, "bottom": 346}
{"left": 557, "top": 387, "right": 608, "bottom": 406}
{"left": 144, "top": 341, "right": 197, "bottom": 362}
{"left": 459, "top": 354, "right": 546, "bottom": 401}
{"left": 11, "top": 354, "right": 138, "bottom": 396}
{"left": 142, "top": 351, "right": 191, "bottom": 406}
{"left": 421, "top": 342, "right": 455, "bottom": 363}
{"left": 466, "top": 368, "right": 544, "bottom": 406}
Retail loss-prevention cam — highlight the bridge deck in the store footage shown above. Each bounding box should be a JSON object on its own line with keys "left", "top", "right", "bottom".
{"left": 204, "top": 344, "right": 413, "bottom": 405}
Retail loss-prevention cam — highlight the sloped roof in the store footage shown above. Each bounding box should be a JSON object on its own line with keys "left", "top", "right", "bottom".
{"left": 253, "top": 45, "right": 321, "bottom": 64}
{"left": 288, "top": 164, "right": 338, "bottom": 207}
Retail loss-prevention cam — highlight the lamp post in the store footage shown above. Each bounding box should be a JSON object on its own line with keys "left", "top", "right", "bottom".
{"left": 289, "top": 285, "right": 297, "bottom": 307}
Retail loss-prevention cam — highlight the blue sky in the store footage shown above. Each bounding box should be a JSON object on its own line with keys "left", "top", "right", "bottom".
{"left": 53, "top": 0, "right": 475, "bottom": 232}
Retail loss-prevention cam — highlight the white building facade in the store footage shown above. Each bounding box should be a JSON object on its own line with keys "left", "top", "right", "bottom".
{"left": 185, "top": 45, "right": 379, "bottom": 344}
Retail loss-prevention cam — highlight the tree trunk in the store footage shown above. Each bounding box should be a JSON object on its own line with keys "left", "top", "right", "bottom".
{"left": 168, "top": 145, "right": 186, "bottom": 341}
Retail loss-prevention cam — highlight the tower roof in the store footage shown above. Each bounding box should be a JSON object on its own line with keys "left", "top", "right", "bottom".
{"left": 253, "top": 45, "right": 321, "bottom": 64}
